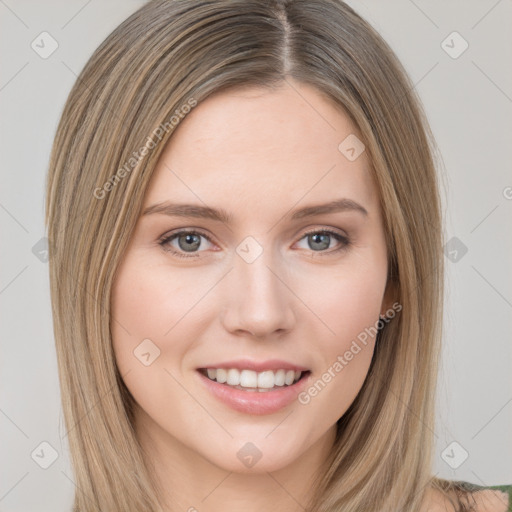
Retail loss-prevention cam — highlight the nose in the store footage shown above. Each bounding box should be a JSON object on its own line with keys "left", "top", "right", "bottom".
{"left": 220, "top": 244, "right": 296, "bottom": 338}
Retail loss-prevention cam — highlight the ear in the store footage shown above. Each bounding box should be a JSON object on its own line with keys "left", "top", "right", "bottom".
{"left": 380, "top": 278, "right": 399, "bottom": 318}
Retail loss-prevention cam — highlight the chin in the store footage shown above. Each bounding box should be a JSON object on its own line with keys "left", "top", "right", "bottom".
{"left": 199, "top": 428, "right": 317, "bottom": 476}
{"left": 207, "top": 447, "right": 300, "bottom": 475}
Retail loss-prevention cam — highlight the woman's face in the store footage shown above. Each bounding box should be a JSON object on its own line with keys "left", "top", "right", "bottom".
{"left": 111, "top": 81, "right": 392, "bottom": 475}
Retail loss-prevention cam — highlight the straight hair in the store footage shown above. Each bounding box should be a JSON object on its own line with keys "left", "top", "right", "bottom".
{"left": 45, "top": 1, "right": 457, "bottom": 510}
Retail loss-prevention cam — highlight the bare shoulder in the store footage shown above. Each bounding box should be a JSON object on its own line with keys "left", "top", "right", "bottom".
{"left": 422, "top": 486, "right": 510, "bottom": 512}
{"left": 468, "top": 488, "right": 510, "bottom": 512}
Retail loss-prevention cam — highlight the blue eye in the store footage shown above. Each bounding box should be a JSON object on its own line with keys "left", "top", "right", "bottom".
{"left": 158, "top": 228, "right": 350, "bottom": 259}
{"left": 159, "top": 230, "right": 213, "bottom": 258}
{"left": 297, "top": 229, "right": 350, "bottom": 254}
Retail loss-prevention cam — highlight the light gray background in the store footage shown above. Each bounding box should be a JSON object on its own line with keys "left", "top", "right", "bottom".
{"left": 1, "top": 1, "right": 511, "bottom": 510}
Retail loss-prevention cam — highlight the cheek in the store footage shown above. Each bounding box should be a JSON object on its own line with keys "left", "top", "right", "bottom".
{"left": 324, "top": 273, "right": 382, "bottom": 365}
{"left": 110, "top": 253, "right": 227, "bottom": 401}
{"left": 110, "top": 255, "right": 211, "bottom": 425}
{"left": 300, "top": 256, "right": 387, "bottom": 347}
{"left": 294, "top": 257, "right": 386, "bottom": 416}
{"left": 111, "top": 254, "right": 213, "bottom": 343}
{"left": 111, "top": 255, "right": 189, "bottom": 372}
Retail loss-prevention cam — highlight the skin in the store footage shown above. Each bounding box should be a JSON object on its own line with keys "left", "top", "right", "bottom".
{"left": 111, "top": 79, "right": 396, "bottom": 512}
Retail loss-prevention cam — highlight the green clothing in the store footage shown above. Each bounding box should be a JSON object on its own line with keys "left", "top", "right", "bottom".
{"left": 494, "top": 485, "right": 512, "bottom": 511}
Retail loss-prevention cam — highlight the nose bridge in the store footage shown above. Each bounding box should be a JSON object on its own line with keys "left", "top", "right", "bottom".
{"left": 221, "top": 238, "right": 295, "bottom": 336}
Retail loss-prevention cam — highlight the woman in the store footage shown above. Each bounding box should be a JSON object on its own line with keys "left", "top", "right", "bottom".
{"left": 44, "top": 1, "right": 511, "bottom": 510}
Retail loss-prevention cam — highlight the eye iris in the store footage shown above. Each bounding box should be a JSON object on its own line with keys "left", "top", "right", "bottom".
{"left": 309, "top": 233, "right": 330, "bottom": 251}
{"left": 178, "top": 233, "right": 201, "bottom": 252}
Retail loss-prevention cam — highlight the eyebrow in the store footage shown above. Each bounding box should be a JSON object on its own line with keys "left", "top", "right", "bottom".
{"left": 142, "top": 198, "right": 368, "bottom": 223}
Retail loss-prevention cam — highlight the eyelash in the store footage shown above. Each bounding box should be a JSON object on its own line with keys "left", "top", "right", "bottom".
{"left": 158, "top": 228, "right": 351, "bottom": 259}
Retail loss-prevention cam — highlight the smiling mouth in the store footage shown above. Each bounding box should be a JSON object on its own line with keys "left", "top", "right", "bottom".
{"left": 198, "top": 368, "right": 311, "bottom": 392}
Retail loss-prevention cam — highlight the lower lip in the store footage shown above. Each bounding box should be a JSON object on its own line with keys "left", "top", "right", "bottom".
{"left": 197, "top": 370, "right": 311, "bottom": 415}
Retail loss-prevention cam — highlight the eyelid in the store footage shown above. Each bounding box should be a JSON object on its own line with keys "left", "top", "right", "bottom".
{"left": 157, "top": 228, "right": 217, "bottom": 245}
{"left": 158, "top": 226, "right": 351, "bottom": 258}
{"left": 294, "top": 227, "right": 351, "bottom": 254}
{"left": 300, "top": 226, "right": 349, "bottom": 241}
{"left": 157, "top": 227, "right": 213, "bottom": 245}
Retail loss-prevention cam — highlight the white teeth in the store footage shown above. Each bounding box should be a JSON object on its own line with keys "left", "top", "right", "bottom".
{"left": 203, "top": 367, "right": 305, "bottom": 389}
{"left": 240, "top": 370, "right": 257, "bottom": 388}
{"left": 257, "top": 370, "right": 275, "bottom": 389}
{"left": 227, "top": 369, "right": 240, "bottom": 386}
{"left": 274, "top": 369, "right": 285, "bottom": 386}
{"left": 284, "top": 370, "right": 295, "bottom": 385}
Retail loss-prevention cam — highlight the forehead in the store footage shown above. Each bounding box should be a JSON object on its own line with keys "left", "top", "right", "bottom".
{"left": 144, "top": 82, "right": 379, "bottom": 220}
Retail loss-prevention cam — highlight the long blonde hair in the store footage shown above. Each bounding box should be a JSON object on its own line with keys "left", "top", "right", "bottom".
{"left": 45, "top": 1, "right": 450, "bottom": 510}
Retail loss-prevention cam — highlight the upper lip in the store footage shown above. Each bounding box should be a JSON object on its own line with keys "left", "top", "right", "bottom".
{"left": 198, "top": 359, "right": 309, "bottom": 372}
